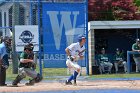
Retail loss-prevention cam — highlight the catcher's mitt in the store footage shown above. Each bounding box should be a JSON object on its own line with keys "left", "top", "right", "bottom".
{"left": 31, "top": 62, "right": 36, "bottom": 69}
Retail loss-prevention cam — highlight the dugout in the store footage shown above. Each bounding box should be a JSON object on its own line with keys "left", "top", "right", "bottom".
{"left": 88, "top": 21, "right": 140, "bottom": 74}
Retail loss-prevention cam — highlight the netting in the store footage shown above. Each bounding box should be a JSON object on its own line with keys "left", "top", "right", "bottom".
{"left": 0, "top": 0, "right": 88, "bottom": 76}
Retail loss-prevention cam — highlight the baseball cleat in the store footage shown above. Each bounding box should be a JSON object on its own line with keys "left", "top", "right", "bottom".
{"left": 73, "top": 80, "right": 77, "bottom": 86}
{"left": 10, "top": 85, "right": 18, "bottom": 87}
{"left": 0, "top": 84, "right": 7, "bottom": 86}
{"left": 25, "top": 82, "right": 34, "bottom": 86}
{"left": 65, "top": 80, "right": 72, "bottom": 85}
{"left": 73, "top": 83, "right": 77, "bottom": 86}
{"left": 25, "top": 79, "right": 35, "bottom": 86}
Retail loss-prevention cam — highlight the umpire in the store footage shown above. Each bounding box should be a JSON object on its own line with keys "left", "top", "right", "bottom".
{"left": 0, "top": 36, "right": 11, "bottom": 86}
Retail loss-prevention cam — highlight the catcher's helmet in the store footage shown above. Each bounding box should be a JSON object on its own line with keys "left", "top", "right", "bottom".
{"left": 24, "top": 45, "right": 32, "bottom": 51}
{"left": 27, "top": 43, "right": 34, "bottom": 51}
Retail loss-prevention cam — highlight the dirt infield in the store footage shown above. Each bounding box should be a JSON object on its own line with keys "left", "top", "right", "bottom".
{"left": 0, "top": 80, "right": 140, "bottom": 92}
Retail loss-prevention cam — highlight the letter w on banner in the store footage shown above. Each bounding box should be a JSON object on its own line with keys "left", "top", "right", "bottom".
{"left": 42, "top": 3, "right": 86, "bottom": 68}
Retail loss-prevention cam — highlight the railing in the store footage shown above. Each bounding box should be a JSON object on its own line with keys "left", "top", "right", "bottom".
{"left": 127, "top": 51, "right": 140, "bottom": 73}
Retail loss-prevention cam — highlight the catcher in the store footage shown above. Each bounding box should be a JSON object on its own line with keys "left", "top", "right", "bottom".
{"left": 27, "top": 43, "right": 36, "bottom": 70}
{"left": 12, "top": 45, "right": 42, "bottom": 86}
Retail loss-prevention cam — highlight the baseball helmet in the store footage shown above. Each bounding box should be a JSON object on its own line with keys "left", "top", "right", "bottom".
{"left": 27, "top": 43, "right": 34, "bottom": 51}
{"left": 24, "top": 45, "right": 32, "bottom": 51}
{"left": 136, "top": 38, "right": 140, "bottom": 42}
{"left": 116, "top": 48, "right": 120, "bottom": 52}
{"left": 78, "top": 34, "right": 86, "bottom": 42}
{"left": 3, "top": 36, "right": 11, "bottom": 41}
{"left": 2, "top": 36, "right": 12, "bottom": 45}
{"left": 101, "top": 48, "right": 105, "bottom": 50}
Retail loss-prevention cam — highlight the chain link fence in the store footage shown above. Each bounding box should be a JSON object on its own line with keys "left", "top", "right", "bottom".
{"left": 0, "top": 0, "right": 87, "bottom": 76}
{"left": 0, "top": 0, "right": 86, "bottom": 34}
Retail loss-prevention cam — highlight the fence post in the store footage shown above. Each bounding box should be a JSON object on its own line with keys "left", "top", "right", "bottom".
{"left": 127, "top": 51, "right": 131, "bottom": 73}
{"left": 12, "top": 2, "right": 20, "bottom": 74}
{"left": 37, "top": 0, "right": 42, "bottom": 77}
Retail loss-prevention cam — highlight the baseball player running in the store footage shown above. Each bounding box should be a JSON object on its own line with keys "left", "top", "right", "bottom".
{"left": 65, "top": 34, "right": 86, "bottom": 85}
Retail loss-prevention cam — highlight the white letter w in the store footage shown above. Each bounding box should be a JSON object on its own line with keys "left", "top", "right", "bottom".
{"left": 47, "top": 11, "right": 79, "bottom": 50}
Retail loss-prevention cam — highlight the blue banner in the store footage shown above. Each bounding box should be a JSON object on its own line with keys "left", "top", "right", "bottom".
{"left": 43, "top": 3, "right": 86, "bottom": 68}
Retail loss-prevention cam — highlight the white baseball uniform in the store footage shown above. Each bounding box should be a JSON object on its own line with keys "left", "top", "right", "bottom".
{"left": 66, "top": 42, "right": 85, "bottom": 72}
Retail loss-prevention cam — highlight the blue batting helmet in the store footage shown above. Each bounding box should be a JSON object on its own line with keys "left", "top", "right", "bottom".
{"left": 116, "top": 48, "right": 120, "bottom": 51}
{"left": 78, "top": 34, "right": 86, "bottom": 42}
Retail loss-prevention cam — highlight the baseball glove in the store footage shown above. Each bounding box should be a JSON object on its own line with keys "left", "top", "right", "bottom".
{"left": 31, "top": 62, "right": 36, "bottom": 69}
{"left": 69, "top": 56, "right": 74, "bottom": 61}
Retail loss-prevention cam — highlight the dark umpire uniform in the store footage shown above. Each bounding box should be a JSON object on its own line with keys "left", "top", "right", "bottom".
{"left": 0, "top": 36, "right": 11, "bottom": 86}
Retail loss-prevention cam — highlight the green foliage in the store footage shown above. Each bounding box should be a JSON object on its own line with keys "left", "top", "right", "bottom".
{"left": 134, "top": 0, "right": 140, "bottom": 6}
{"left": 89, "top": 0, "right": 140, "bottom": 20}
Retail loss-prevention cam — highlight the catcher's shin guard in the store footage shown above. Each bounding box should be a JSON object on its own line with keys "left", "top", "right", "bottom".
{"left": 12, "top": 75, "right": 23, "bottom": 86}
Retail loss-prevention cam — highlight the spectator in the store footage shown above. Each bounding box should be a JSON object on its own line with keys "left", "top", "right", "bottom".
{"left": 132, "top": 38, "right": 140, "bottom": 73}
{"left": 113, "top": 48, "right": 127, "bottom": 73}
{"left": 97, "top": 48, "right": 113, "bottom": 74}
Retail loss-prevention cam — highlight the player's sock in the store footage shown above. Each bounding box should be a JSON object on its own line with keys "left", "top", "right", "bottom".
{"left": 68, "top": 75, "right": 73, "bottom": 82}
{"left": 73, "top": 71, "right": 78, "bottom": 85}
{"left": 73, "top": 71, "right": 78, "bottom": 80}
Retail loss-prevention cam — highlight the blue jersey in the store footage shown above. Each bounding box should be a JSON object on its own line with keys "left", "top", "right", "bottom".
{"left": 0, "top": 42, "right": 9, "bottom": 68}
{"left": 0, "top": 42, "right": 7, "bottom": 59}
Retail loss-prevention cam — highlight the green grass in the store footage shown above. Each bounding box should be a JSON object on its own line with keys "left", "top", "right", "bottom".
{"left": 6, "top": 64, "right": 140, "bottom": 81}
{"left": 6, "top": 65, "right": 18, "bottom": 81}
{"left": 43, "top": 68, "right": 68, "bottom": 76}
{"left": 6, "top": 64, "right": 68, "bottom": 81}
{"left": 89, "top": 73, "right": 140, "bottom": 79}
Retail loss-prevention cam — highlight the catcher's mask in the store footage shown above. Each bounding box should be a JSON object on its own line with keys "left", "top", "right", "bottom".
{"left": 27, "top": 43, "right": 34, "bottom": 51}
{"left": 3, "top": 36, "right": 12, "bottom": 45}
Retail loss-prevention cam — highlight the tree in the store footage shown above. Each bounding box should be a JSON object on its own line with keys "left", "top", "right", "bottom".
{"left": 88, "top": 0, "right": 114, "bottom": 21}
{"left": 88, "top": 0, "right": 140, "bottom": 21}
{"left": 134, "top": 0, "right": 140, "bottom": 6}
{"left": 112, "top": 0, "right": 140, "bottom": 20}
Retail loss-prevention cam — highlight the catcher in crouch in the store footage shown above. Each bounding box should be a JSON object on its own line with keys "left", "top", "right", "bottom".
{"left": 12, "top": 45, "right": 42, "bottom": 86}
{"left": 65, "top": 34, "right": 86, "bottom": 85}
